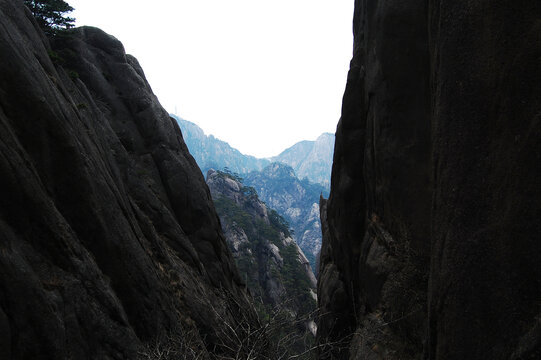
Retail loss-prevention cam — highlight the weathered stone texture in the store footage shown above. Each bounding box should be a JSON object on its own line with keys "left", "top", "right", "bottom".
{"left": 0, "top": 1, "right": 255, "bottom": 358}
{"left": 318, "top": 1, "right": 541, "bottom": 359}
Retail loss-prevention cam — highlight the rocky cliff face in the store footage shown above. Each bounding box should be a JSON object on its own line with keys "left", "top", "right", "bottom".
{"left": 244, "top": 162, "right": 328, "bottom": 272}
{"left": 0, "top": 1, "right": 258, "bottom": 358}
{"left": 318, "top": 1, "right": 541, "bottom": 359}
{"left": 272, "top": 133, "right": 335, "bottom": 189}
{"left": 207, "top": 169, "right": 317, "bottom": 311}
{"left": 206, "top": 169, "right": 317, "bottom": 356}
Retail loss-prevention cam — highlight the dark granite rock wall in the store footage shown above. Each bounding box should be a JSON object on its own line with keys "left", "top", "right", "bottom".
{"left": 318, "top": 0, "right": 541, "bottom": 359}
{"left": 0, "top": 0, "right": 256, "bottom": 358}
{"left": 428, "top": 1, "right": 541, "bottom": 359}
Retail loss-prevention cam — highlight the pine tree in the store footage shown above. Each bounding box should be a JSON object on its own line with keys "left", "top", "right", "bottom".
{"left": 24, "top": 0, "right": 75, "bottom": 34}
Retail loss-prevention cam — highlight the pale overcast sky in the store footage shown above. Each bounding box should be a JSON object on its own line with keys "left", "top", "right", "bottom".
{"left": 69, "top": 0, "right": 353, "bottom": 158}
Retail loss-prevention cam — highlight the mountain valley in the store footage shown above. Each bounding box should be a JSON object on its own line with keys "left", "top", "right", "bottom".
{"left": 1, "top": 0, "right": 539, "bottom": 359}
{"left": 175, "top": 116, "right": 333, "bottom": 274}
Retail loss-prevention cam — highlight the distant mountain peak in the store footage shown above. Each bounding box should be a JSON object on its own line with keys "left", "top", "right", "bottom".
{"left": 172, "top": 114, "right": 335, "bottom": 189}
{"left": 271, "top": 133, "right": 335, "bottom": 190}
{"left": 260, "top": 162, "right": 297, "bottom": 179}
{"left": 171, "top": 114, "right": 270, "bottom": 175}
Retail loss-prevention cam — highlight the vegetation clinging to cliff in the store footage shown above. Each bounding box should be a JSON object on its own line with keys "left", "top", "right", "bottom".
{"left": 24, "top": 0, "right": 75, "bottom": 34}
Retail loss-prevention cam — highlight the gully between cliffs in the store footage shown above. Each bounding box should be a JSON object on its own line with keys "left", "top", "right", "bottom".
{"left": 1, "top": 0, "right": 540, "bottom": 359}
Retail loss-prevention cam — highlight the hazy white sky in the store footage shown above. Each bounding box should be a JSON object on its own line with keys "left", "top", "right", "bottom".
{"left": 69, "top": 0, "right": 353, "bottom": 158}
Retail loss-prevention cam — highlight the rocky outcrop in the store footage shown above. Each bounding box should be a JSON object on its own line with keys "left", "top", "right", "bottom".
{"left": 318, "top": 0, "right": 541, "bottom": 359}
{"left": 207, "top": 169, "right": 316, "bottom": 315}
{"left": 207, "top": 169, "right": 317, "bottom": 357}
{"left": 244, "top": 162, "right": 328, "bottom": 272}
{"left": 0, "top": 1, "right": 257, "bottom": 358}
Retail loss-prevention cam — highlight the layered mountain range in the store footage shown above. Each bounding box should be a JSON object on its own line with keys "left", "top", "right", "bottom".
{"left": 171, "top": 115, "right": 269, "bottom": 175}
{"left": 174, "top": 116, "right": 334, "bottom": 189}
{"left": 175, "top": 116, "right": 331, "bottom": 274}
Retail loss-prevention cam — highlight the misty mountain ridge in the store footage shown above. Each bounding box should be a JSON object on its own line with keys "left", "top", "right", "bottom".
{"left": 272, "top": 132, "right": 334, "bottom": 189}
{"left": 171, "top": 114, "right": 269, "bottom": 174}
{"left": 172, "top": 114, "right": 334, "bottom": 189}
{"left": 173, "top": 115, "right": 331, "bottom": 272}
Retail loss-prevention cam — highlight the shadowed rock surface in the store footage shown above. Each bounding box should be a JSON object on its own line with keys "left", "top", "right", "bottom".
{"left": 318, "top": 0, "right": 541, "bottom": 359}
{"left": 0, "top": 1, "right": 257, "bottom": 358}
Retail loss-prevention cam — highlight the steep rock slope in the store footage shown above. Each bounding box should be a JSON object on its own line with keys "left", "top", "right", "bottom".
{"left": 172, "top": 115, "right": 270, "bottom": 174}
{"left": 318, "top": 1, "right": 430, "bottom": 357}
{"left": 427, "top": 2, "right": 541, "bottom": 359}
{"left": 244, "top": 163, "right": 328, "bottom": 272}
{"left": 0, "top": 1, "right": 257, "bottom": 358}
{"left": 318, "top": 0, "right": 540, "bottom": 360}
{"left": 206, "top": 169, "right": 317, "bottom": 355}
{"left": 272, "top": 133, "right": 335, "bottom": 189}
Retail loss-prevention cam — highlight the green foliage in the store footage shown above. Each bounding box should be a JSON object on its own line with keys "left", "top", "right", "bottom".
{"left": 268, "top": 209, "right": 291, "bottom": 237}
{"left": 47, "top": 49, "right": 64, "bottom": 65}
{"left": 24, "top": 0, "right": 75, "bottom": 35}
{"left": 213, "top": 194, "right": 314, "bottom": 315}
{"left": 212, "top": 186, "right": 316, "bottom": 359}
{"left": 217, "top": 167, "right": 243, "bottom": 183}
{"left": 279, "top": 244, "right": 317, "bottom": 315}
{"left": 68, "top": 70, "right": 79, "bottom": 80}
{"left": 213, "top": 196, "right": 252, "bottom": 233}
{"left": 214, "top": 195, "right": 282, "bottom": 249}
{"left": 241, "top": 185, "right": 258, "bottom": 198}
{"left": 213, "top": 195, "right": 269, "bottom": 295}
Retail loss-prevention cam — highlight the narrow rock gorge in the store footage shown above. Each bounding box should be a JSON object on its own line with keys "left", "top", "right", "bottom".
{"left": 2, "top": 0, "right": 540, "bottom": 359}
{"left": 317, "top": 1, "right": 541, "bottom": 360}
{"left": 0, "top": 1, "right": 259, "bottom": 358}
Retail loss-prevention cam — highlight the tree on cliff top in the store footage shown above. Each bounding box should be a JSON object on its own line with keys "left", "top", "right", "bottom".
{"left": 24, "top": 0, "right": 75, "bottom": 34}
